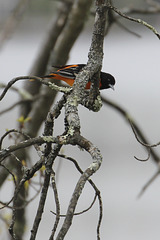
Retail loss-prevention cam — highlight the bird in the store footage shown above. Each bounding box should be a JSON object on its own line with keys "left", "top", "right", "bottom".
{"left": 44, "top": 64, "right": 115, "bottom": 90}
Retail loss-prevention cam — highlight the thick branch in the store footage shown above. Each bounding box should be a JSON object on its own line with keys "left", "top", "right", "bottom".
{"left": 56, "top": 1, "right": 109, "bottom": 239}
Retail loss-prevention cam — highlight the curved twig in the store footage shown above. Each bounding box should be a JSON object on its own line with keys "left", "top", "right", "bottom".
{"left": 0, "top": 129, "right": 31, "bottom": 150}
{"left": 102, "top": 97, "right": 160, "bottom": 163}
{"left": 0, "top": 76, "right": 71, "bottom": 101}
{"left": 108, "top": 4, "right": 160, "bottom": 39}
{"left": 50, "top": 193, "right": 97, "bottom": 217}
{"left": 134, "top": 148, "right": 151, "bottom": 162}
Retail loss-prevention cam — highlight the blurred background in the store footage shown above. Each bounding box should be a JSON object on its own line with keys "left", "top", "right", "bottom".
{"left": 0, "top": 0, "right": 160, "bottom": 239}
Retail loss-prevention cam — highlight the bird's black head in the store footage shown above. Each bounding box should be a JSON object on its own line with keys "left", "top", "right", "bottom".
{"left": 100, "top": 72, "right": 115, "bottom": 90}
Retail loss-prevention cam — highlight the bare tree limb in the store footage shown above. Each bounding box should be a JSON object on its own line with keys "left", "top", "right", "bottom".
{"left": 55, "top": 1, "right": 109, "bottom": 238}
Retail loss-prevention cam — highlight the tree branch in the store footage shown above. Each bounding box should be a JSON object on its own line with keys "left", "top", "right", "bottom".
{"left": 108, "top": 3, "right": 160, "bottom": 39}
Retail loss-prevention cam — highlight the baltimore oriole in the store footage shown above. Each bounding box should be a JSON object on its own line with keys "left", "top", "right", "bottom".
{"left": 44, "top": 64, "right": 115, "bottom": 90}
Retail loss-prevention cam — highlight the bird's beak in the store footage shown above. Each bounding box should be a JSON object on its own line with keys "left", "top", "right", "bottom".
{"left": 109, "top": 84, "right": 115, "bottom": 90}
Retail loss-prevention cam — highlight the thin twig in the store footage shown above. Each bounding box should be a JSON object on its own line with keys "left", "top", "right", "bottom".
{"left": 0, "top": 129, "right": 31, "bottom": 150}
{"left": 102, "top": 97, "right": 160, "bottom": 163}
{"left": 116, "top": 20, "right": 141, "bottom": 38}
{"left": 129, "top": 118, "right": 160, "bottom": 148}
{"left": 49, "top": 170, "right": 60, "bottom": 240}
{"left": 0, "top": 99, "right": 31, "bottom": 116}
{"left": 108, "top": 4, "right": 160, "bottom": 39}
{"left": 0, "top": 76, "right": 71, "bottom": 101}
{"left": 50, "top": 193, "right": 97, "bottom": 217}
{"left": 134, "top": 148, "right": 151, "bottom": 162}
{"left": 138, "top": 168, "right": 160, "bottom": 198}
